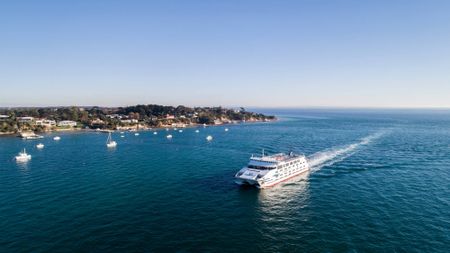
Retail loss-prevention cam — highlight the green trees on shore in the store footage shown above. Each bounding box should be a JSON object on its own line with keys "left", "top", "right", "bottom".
{"left": 0, "top": 105, "right": 275, "bottom": 133}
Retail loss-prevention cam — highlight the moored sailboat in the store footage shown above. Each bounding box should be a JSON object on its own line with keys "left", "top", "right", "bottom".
{"left": 106, "top": 132, "right": 117, "bottom": 148}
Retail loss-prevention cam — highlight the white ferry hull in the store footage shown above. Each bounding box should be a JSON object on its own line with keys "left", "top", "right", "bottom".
{"left": 234, "top": 178, "right": 259, "bottom": 186}
{"left": 234, "top": 152, "right": 309, "bottom": 189}
{"left": 258, "top": 167, "right": 309, "bottom": 188}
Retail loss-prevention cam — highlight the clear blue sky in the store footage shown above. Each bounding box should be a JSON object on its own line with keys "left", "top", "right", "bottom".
{"left": 1, "top": 0, "right": 449, "bottom": 108}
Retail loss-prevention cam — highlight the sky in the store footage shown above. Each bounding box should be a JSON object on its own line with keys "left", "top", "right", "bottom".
{"left": 1, "top": 0, "right": 450, "bottom": 108}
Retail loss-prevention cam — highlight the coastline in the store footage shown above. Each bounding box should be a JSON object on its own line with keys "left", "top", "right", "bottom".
{"left": 0, "top": 118, "right": 276, "bottom": 137}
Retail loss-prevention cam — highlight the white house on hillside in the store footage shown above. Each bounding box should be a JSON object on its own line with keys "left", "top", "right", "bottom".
{"left": 35, "top": 119, "right": 56, "bottom": 127}
{"left": 17, "top": 117, "right": 34, "bottom": 123}
{"left": 57, "top": 120, "right": 77, "bottom": 127}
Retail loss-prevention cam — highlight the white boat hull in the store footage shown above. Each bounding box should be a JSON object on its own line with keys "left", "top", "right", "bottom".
{"left": 15, "top": 155, "right": 31, "bottom": 162}
{"left": 107, "top": 141, "right": 117, "bottom": 148}
{"left": 235, "top": 152, "right": 309, "bottom": 189}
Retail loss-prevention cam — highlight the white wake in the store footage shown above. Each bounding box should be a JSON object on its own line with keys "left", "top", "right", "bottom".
{"left": 307, "top": 131, "right": 386, "bottom": 173}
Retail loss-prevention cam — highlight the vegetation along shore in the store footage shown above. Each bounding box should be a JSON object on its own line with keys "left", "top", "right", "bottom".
{"left": 0, "top": 105, "right": 275, "bottom": 135}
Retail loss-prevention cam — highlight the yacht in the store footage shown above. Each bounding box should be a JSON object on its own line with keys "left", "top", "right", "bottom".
{"left": 166, "top": 134, "right": 173, "bottom": 139}
{"left": 53, "top": 136, "right": 61, "bottom": 141}
{"left": 20, "top": 132, "right": 44, "bottom": 140}
{"left": 36, "top": 143, "right": 44, "bottom": 149}
{"left": 234, "top": 151, "right": 309, "bottom": 188}
{"left": 15, "top": 149, "right": 31, "bottom": 162}
{"left": 106, "top": 132, "right": 117, "bottom": 148}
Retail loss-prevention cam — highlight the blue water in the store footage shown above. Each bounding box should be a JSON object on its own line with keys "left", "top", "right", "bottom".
{"left": 0, "top": 109, "right": 449, "bottom": 252}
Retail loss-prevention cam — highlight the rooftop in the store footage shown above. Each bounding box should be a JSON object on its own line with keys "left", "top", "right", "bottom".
{"left": 250, "top": 152, "right": 303, "bottom": 163}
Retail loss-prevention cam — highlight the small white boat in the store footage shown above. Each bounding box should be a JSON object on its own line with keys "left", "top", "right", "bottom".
{"left": 179, "top": 130, "right": 183, "bottom": 133}
{"left": 15, "top": 148, "right": 31, "bottom": 162}
{"left": 134, "top": 133, "right": 139, "bottom": 136}
{"left": 195, "top": 129, "right": 200, "bottom": 133}
{"left": 106, "top": 132, "right": 117, "bottom": 148}
{"left": 203, "top": 123, "right": 207, "bottom": 127}
{"left": 120, "top": 131, "right": 124, "bottom": 134}
{"left": 120, "top": 135, "right": 125, "bottom": 138}
{"left": 166, "top": 128, "right": 169, "bottom": 131}
{"left": 206, "top": 135, "right": 213, "bottom": 141}
{"left": 153, "top": 132, "right": 158, "bottom": 135}
{"left": 36, "top": 143, "right": 44, "bottom": 149}
{"left": 166, "top": 134, "right": 173, "bottom": 139}
{"left": 174, "top": 128, "right": 178, "bottom": 131}
{"left": 53, "top": 136, "right": 61, "bottom": 141}
{"left": 20, "top": 132, "right": 43, "bottom": 139}
{"left": 225, "top": 128, "right": 229, "bottom": 132}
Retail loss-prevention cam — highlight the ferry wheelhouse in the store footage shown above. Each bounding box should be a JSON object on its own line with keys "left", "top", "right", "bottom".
{"left": 234, "top": 152, "right": 309, "bottom": 188}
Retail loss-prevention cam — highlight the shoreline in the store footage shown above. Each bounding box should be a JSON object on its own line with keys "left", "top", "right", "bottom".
{"left": 0, "top": 119, "right": 276, "bottom": 137}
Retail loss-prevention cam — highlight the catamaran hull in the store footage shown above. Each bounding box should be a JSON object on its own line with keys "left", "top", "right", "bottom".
{"left": 234, "top": 178, "right": 259, "bottom": 186}
{"left": 257, "top": 168, "right": 309, "bottom": 188}
{"left": 235, "top": 168, "right": 309, "bottom": 189}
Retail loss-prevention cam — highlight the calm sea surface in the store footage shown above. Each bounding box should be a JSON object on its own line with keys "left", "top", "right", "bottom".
{"left": 0, "top": 109, "right": 449, "bottom": 252}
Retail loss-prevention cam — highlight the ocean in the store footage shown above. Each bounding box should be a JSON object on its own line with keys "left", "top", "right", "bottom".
{"left": 0, "top": 109, "right": 449, "bottom": 252}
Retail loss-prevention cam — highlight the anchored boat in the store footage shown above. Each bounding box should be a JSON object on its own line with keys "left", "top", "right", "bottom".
{"left": 15, "top": 149, "right": 31, "bottom": 162}
{"left": 106, "top": 132, "right": 117, "bottom": 148}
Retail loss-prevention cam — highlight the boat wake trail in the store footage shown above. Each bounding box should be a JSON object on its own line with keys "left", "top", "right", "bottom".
{"left": 307, "top": 131, "right": 386, "bottom": 173}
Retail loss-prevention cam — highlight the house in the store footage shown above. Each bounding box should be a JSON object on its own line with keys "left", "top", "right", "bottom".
{"left": 165, "top": 114, "right": 175, "bottom": 119}
{"left": 106, "top": 114, "right": 125, "bottom": 119}
{"left": 171, "top": 123, "right": 186, "bottom": 128}
{"left": 35, "top": 119, "right": 56, "bottom": 127}
{"left": 0, "top": 115, "right": 9, "bottom": 121}
{"left": 91, "top": 119, "right": 105, "bottom": 127}
{"left": 58, "top": 120, "right": 77, "bottom": 127}
{"left": 17, "top": 116, "right": 34, "bottom": 123}
{"left": 120, "top": 119, "right": 138, "bottom": 124}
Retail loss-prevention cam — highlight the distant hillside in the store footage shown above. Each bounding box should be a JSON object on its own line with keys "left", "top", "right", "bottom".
{"left": 0, "top": 105, "right": 275, "bottom": 133}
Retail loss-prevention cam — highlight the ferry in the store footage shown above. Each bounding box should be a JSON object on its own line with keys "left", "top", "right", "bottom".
{"left": 234, "top": 151, "right": 309, "bottom": 188}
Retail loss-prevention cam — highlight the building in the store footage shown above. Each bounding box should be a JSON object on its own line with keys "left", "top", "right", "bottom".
{"left": 90, "top": 118, "right": 105, "bottom": 128}
{"left": 35, "top": 119, "right": 56, "bottom": 127}
{"left": 106, "top": 114, "right": 125, "bottom": 119}
{"left": 171, "top": 123, "right": 186, "bottom": 128}
{"left": 120, "top": 119, "right": 138, "bottom": 124}
{"left": 165, "top": 114, "right": 175, "bottom": 119}
{"left": 17, "top": 116, "right": 34, "bottom": 123}
{"left": 57, "top": 120, "right": 77, "bottom": 127}
{"left": 0, "top": 115, "right": 9, "bottom": 121}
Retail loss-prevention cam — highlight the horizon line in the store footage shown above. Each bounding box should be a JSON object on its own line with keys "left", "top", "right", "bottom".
{"left": 1, "top": 104, "right": 450, "bottom": 111}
